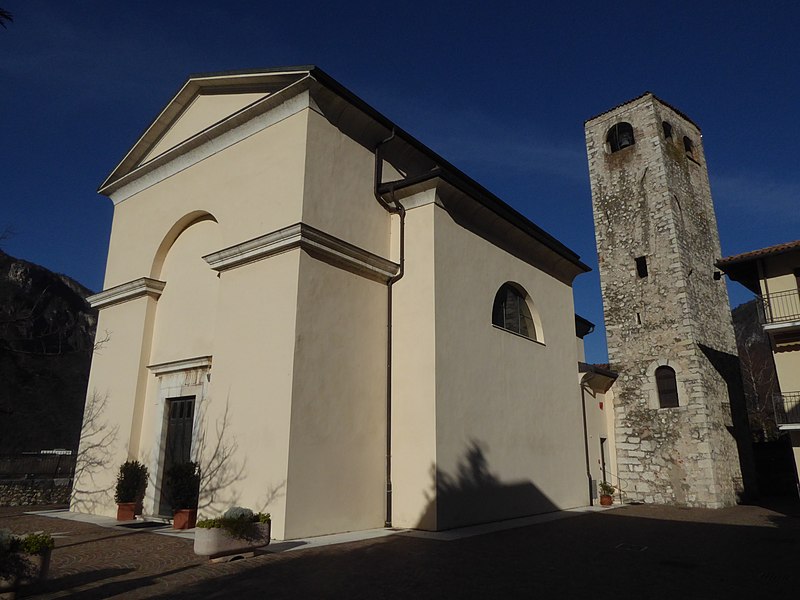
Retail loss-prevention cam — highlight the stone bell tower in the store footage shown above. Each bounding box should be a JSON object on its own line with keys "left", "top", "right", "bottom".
{"left": 585, "top": 93, "right": 743, "bottom": 507}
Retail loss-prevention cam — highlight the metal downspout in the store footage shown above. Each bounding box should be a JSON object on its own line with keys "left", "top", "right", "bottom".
{"left": 580, "top": 380, "right": 594, "bottom": 506}
{"left": 374, "top": 130, "right": 406, "bottom": 528}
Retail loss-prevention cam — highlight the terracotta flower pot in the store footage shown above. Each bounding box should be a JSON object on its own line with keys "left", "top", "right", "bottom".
{"left": 116, "top": 502, "right": 137, "bottom": 521}
{"left": 194, "top": 522, "right": 270, "bottom": 558}
{"left": 173, "top": 509, "right": 198, "bottom": 530}
{"left": 600, "top": 494, "right": 614, "bottom": 506}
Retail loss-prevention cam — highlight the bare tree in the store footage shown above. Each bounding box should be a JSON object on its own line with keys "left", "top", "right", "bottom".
{"left": 0, "top": 9, "right": 12, "bottom": 28}
{"left": 739, "top": 332, "right": 780, "bottom": 441}
{"left": 733, "top": 300, "right": 781, "bottom": 441}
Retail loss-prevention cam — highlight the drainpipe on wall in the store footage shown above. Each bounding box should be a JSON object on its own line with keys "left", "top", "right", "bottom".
{"left": 373, "top": 130, "right": 407, "bottom": 528}
{"left": 579, "top": 381, "right": 594, "bottom": 507}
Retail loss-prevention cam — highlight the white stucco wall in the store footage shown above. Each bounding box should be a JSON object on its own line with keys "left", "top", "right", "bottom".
{"left": 391, "top": 201, "right": 438, "bottom": 530}
{"left": 283, "top": 252, "right": 387, "bottom": 538}
{"left": 302, "top": 109, "right": 390, "bottom": 258}
{"left": 431, "top": 203, "right": 587, "bottom": 529}
{"left": 103, "top": 108, "right": 309, "bottom": 288}
{"left": 205, "top": 251, "right": 301, "bottom": 540}
{"left": 71, "top": 295, "right": 157, "bottom": 516}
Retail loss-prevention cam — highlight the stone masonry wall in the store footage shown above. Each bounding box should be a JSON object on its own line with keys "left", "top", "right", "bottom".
{"left": 0, "top": 479, "right": 72, "bottom": 506}
{"left": 585, "top": 95, "right": 742, "bottom": 507}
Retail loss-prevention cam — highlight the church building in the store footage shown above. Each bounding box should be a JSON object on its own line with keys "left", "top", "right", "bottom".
{"left": 74, "top": 66, "right": 599, "bottom": 539}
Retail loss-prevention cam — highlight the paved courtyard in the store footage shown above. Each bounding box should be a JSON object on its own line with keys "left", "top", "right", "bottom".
{"left": 1, "top": 500, "right": 798, "bottom": 599}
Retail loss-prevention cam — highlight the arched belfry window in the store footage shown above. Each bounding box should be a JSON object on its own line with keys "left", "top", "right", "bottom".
{"left": 683, "top": 136, "right": 695, "bottom": 159}
{"left": 662, "top": 121, "right": 673, "bottom": 139}
{"left": 492, "top": 283, "right": 536, "bottom": 339}
{"left": 607, "top": 122, "right": 635, "bottom": 152}
{"left": 655, "top": 366, "right": 679, "bottom": 408}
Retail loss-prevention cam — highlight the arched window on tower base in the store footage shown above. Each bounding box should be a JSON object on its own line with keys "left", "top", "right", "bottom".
{"left": 655, "top": 365, "right": 679, "bottom": 408}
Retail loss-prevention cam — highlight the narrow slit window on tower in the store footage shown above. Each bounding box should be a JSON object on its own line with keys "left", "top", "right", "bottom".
{"left": 655, "top": 366, "right": 679, "bottom": 408}
{"left": 635, "top": 256, "right": 648, "bottom": 278}
{"left": 606, "top": 122, "right": 635, "bottom": 153}
{"left": 683, "top": 136, "right": 695, "bottom": 159}
{"left": 662, "top": 121, "right": 673, "bottom": 139}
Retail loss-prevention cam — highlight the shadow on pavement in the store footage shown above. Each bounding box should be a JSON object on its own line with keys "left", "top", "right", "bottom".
{"left": 38, "top": 564, "right": 199, "bottom": 599}
{"left": 142, "top": 504, "right": 800, "bottom": 600}
{"left": 30, "top": 567, "right": 134, "bottom": 596}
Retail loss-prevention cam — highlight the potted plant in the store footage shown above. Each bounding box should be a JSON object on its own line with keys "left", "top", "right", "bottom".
{"left": 166, "top": 461, "right": 201, "bottom": 529}
{"left": 1, "top": 530, "right": 55, "bottom": 597}
{"left": 114, "top": 460, "right": 149, "bottom": 521}
{"left": 598, "top": 481, "right": 615, "bottom": 506}
{"left": 194, "top": 507, "right": 271, "bottom": 559}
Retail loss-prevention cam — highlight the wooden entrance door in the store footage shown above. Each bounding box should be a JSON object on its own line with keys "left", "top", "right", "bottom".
{"left": 158, "top": 396, "right": 195, "bottom": 516}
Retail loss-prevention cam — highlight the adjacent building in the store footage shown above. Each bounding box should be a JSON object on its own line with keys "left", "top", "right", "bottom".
{"left": 718, "top": 240, "right": 800, "bottom": 493}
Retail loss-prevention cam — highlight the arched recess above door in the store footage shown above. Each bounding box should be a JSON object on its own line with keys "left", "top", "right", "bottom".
{"left": 150, "top": 211, "right": 219, "bottom": 280}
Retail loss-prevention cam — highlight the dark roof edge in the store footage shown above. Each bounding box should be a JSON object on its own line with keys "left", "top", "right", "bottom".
{"left": 575, "top": 314, "right": 595, "bottom": 339}
{"left": 102, "top": 65, "right": 590, "bottom": 273}
{"left": 584, "top": 91, "right": 701, "bottom": 131}
{"left": 313, "top": 67, "right": 589, "bottom": 273}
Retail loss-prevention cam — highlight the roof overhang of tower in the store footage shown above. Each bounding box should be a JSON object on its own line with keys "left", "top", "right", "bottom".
{"left": 584, "top": 91, "right": 701, "bottom": 131}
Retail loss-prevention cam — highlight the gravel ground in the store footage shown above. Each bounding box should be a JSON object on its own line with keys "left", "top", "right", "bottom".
{"left": 1, "top": 499, "right": 798, "bottom": 599}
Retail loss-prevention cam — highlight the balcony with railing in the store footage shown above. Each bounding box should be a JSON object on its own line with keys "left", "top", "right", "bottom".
{"left": 759, "top": 289, "right": 800, "bottom": 327}
{"left": 773, "top": 391, "right": 800, "bottom": 428}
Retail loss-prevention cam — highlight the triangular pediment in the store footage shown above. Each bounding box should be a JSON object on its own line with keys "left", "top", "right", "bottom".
{"left": 99, "top": 67, "right": 315, "bottom": 195}
{"left": 139, "top": 91, "right": 271, "bottom": 164}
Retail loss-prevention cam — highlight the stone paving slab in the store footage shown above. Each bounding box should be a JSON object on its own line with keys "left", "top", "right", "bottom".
{"left": 1, "top": 500, "right": 798, "bottom": 599}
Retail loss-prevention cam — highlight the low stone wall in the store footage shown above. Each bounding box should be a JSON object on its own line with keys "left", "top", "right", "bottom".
{"left": 0, "top": 479, "right": 72, "bottom": 506}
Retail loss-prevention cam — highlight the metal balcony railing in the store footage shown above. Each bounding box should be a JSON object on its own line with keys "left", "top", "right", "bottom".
{"left": 760, "top": 289, "right": 800, "bottom": 325}
{"left": 773, "top": 391, "right": 800, "bottom": 426}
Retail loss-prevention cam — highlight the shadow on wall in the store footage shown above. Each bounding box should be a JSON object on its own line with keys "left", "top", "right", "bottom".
{"left": 416, "top": 440, "right": 558, "bottom": 531}
{"left": 698, "top": 344, "right": 758, "bottom": 501}
{"left": 71, "top": 389, "right": 119, "bottom": 514}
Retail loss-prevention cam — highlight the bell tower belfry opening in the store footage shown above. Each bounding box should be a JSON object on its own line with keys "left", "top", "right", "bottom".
{"left": 585, "top": 93, "right": 748, "bottom": 507}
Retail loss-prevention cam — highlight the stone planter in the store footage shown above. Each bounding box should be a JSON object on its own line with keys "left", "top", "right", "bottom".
{"left": 0, "top": 548, "right": 52, "bottom": 599}
{"left": 173, "top": 509, "right": 198, "bottom": 530}
{"left": 194, "top": 522, "right": 270, "bottom": 559}
{"left": 0, "top": 575, "right": 17, "bottom": 600}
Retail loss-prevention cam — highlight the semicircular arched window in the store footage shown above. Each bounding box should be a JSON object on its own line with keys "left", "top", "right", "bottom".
{"left": 606, "top": 122, "right": 635, "bottom": 152}
{"left": 492, "top": 283, "right": 536, "bottom": 339}
{"left": 655, "top": 366, "right": 679, "bottom": 408}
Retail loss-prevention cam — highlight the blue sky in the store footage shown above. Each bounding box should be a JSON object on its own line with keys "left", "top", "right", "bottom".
{"left": 2, "top": 1, "right": 798, "bottom": 363}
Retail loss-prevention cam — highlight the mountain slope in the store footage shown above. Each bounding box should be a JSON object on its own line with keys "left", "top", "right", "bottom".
{"left": 0, "top": 250, "right": 97, "bottom": 453}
